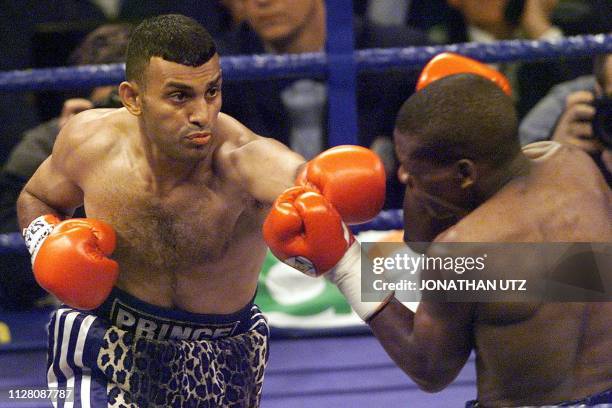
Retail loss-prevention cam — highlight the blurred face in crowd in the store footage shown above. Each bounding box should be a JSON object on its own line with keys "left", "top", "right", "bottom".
{"left": 243, "top": 0, "right": 325, "bottom": 52}
{"left": 447, "top": 0, "right": 558, "bottom": 38}
{"left": 448, "top": 0, "right": 510, "bottom": 29}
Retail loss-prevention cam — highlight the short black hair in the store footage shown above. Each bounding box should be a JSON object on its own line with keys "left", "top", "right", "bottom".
{"left": 394, "top": 74, "right": 520, "bottom": 167}
{"left": 125, "top": 14, "right": 217, "bottom": 83}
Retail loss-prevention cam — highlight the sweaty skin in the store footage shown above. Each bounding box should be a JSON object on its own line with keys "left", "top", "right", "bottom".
{"left": 17, "top": 55, "right": 305, "bottom": 314}
{"left": 369, "top": 142, "right": 612, "bottom": 406}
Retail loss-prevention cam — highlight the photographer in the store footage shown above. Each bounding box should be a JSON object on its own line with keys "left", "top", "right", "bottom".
{"left": 519, "top": 53, "right": 612, "bottom": 185}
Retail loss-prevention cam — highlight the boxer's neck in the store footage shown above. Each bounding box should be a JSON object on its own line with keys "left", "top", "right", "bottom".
{"left": 133, "top": 132, "right": 218, "bottom": 194}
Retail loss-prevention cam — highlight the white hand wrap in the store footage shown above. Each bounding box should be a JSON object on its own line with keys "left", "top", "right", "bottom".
{"left": 22, "top": 215, "right": 57, "bottom": 263}
{"left": 326, "top": 241, "right": 395, "bottom": 321}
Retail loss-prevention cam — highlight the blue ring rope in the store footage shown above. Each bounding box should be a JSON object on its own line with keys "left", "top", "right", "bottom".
{"left": 0, "top": 209, "right": 405, "bottom": 254}
{"left": 0, "top": 34, "right": 610, "bottom": 92}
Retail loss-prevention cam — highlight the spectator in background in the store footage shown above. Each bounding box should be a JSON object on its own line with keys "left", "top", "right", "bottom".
{"left": 0, "top": 3, "right": 44, "bottom": 166}
{"left": 0, "top": 24, "right": 132, "bottom": 234}
{"left": 7, "top": 0, "right": 112, "bottom": 133}
{"left": 428, "top": 0, "right": 611, "bottom": 117}
{"left": 520, "top": 53, "right": 612, "bottom": 186}
{"left": 220, "top": 0, "right": 429, "bottom": 209}
{"left": 1, "top": 0, "right": 114, "bottom": 163}
{"left": 0, "top": 24, "right": 131, "bottom": 311}
{"left": 118, "top": 0, "right": 241, "bottom": 43}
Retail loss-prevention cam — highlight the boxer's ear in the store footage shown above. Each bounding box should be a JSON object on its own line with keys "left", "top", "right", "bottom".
{"left": 119, "top": 81, "right": 142, "bottom": 116}
{"left": 455, "top": 159, "right": 475, "bottom": 189}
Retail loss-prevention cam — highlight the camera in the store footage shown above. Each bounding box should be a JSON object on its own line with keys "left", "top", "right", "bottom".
{"left": 592, "top": 96, "right": 612, "bottom": 148}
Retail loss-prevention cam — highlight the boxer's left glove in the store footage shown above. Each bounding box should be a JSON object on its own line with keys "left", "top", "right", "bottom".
{"left": 23, "top": 215, "right": 118, "bottom": 310}
{"left": 263, "top": 187, "right": 391, "bottom": 321}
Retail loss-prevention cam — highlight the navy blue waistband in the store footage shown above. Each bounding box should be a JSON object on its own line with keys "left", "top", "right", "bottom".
{"left": 558, "top": 386, "right": 612, "bottom": 406}
{"left": 87, "top": 287, "right": 259, "bottom": 341}
{"left": 465, "top": 386, "right": 612, "bottom": 407}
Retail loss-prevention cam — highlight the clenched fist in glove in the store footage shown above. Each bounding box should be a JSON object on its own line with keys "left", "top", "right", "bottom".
{"left": 263, "top": 186, "right": 354, "bottom": 276}
{"left": 265, "top": 145, "right": 391, "bottom": 320}
{"left": 23, "top": 215, "right": 118, "bottom": 310}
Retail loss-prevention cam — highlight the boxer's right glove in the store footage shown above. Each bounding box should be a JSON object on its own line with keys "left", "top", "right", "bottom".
{"left": 23, "top": 215, "right": 118, "bottom": 310}
{"left": 263, "top": 187, "right": 392, "bottom": 321}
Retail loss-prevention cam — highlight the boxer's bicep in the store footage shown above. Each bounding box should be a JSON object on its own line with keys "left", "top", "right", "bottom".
{"left": 17, "top": 120, "right": 86, "bottom": 227}
{"left": 237, "top": 137, "right": 305, "bottom": 204}
{"left": 18, "top": 156, "right": 84, "bottom": 227}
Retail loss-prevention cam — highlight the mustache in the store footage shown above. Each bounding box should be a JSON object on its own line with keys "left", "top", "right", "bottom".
{"left": 185, "top": 127, "right": 212, "bottom": 133}
{"left": 184, "top": 129, "right": 213, "bottom": 139}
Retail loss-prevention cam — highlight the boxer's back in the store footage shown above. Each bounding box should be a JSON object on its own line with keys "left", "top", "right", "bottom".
{"left": 449, "top": 142, "right": 611, "bottom": 405}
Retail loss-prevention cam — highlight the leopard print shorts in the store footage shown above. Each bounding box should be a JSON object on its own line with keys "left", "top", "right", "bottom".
{"left": 47, "top": 288, "right": 269, "bottom": 407}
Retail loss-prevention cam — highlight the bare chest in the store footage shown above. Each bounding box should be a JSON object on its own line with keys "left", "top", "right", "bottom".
{"left": 83, "top": 168, "right": 265, "bottom": 271}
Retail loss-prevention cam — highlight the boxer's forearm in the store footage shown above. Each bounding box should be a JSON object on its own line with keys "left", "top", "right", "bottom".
{"left": 17, "top": 189, "right": 68, "bottom": 230}
{"left": 367, "top": 298, "right": 466, "bottom": 392}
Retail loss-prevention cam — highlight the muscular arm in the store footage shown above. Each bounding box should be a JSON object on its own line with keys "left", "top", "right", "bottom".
{"left": 17, "top": 115, "right": 89, "bottom": 229}
{"left": 239, "top": 137, "right": 305, "bottom": 204}
{"left": 367, "top": 241, "right": 475, "bottom": 392}
{"left": 17, "top": 158, "right": 83, "bottom": 227}
{"left": 220, "top": 114, "right": 305, "bottom": 204}
{"left": 368, "top": 296, "right": 474, "bottom": 392}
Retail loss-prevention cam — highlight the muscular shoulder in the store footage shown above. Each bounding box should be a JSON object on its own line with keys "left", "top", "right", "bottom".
{"left": 434, "top": 195, "right": 540, "bottom": 244}
{"left": 437, "top": 143, "right": 611, "bottom": 244}
{"left": 53, "top": 108, "right": 126, "bottom": 179}
{"left": 434, "top": 212, "right": 510, "bottom": 243}
{"left": 215, "top": 113, "right": 267, "bottom": 176}
{"left": 215, "top": 113, "right": 305, "bottom": 203}
{"left": 214, "top": 113, "right": 260, "bottom": 154}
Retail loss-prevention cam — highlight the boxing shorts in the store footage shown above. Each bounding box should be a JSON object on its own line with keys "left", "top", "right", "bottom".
{"left": 465, "top": 387, "right": 612, "bottom": 407}
{"left": 47, "top": 287, "right": 269, "bottom": 407}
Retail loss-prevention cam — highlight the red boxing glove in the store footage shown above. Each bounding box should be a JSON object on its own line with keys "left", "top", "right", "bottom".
{"left": 23, "top": 215, "right": 119, "bottom": 310}
{"left": 417, "top": 52, "right": 512, "bottom": 96}
{"left": 263, "top": 186, "right": 354, "bottom": 276}
{"left": 264, "top": 186, "right": 394, "bottom": 321}
{"left": 296, "top": 145, "right": 386, "bottom": 224}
